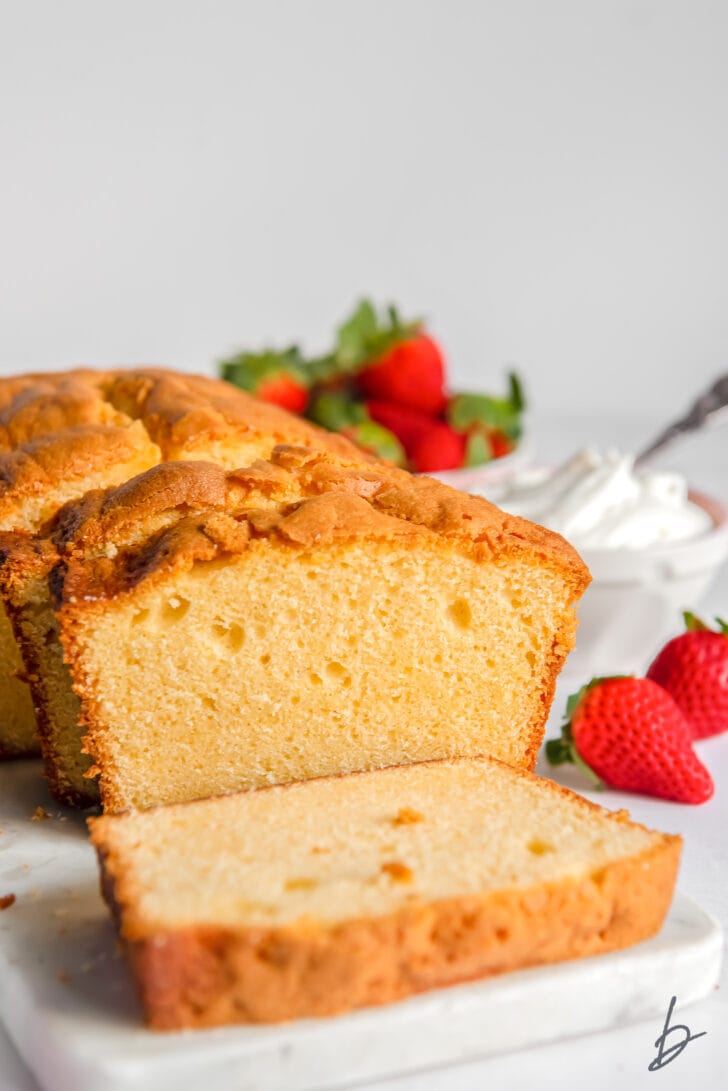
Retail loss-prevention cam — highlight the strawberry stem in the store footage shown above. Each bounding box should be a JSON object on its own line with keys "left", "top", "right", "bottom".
{"left": 545, "top": 724, "right": 604, "bottom": 789}
{"left": 568, "top": 743, "right": 605, "bottom": 790}
{"left": 544, "top": 736, "right": 572, "bottom": 765}
{"left": 544, "top": 682, "right": 622, "bottom": 791}
{"left": 683, "top": 611, "right": 728, "bottom": 636}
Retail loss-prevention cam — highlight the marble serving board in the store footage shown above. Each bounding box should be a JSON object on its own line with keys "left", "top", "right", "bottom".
{"left": 0, "top": 762, "right": 722, "bottom": 1091}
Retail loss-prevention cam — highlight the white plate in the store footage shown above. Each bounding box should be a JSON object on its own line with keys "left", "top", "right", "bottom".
{"left": 0, "top": 761, "right": 723, "bottom": 1091}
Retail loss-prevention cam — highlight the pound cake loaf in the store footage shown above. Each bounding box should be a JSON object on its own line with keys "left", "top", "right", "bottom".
{"left": 46, "top": 447, "right": 589, "bottom": 811}
{"left": 0, "top": 368, "right": 367, "bottom": 760}
{"left": 89, "top": 756, "right": 681, "bottom": 1028}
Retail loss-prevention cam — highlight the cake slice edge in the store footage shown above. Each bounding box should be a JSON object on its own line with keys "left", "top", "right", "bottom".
{"left": 89, "top": 757, "right": 681, "bottom": 1029}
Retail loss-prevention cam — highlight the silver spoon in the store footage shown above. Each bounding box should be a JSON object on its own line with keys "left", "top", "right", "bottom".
{"left": 634, "top": 373, "right": 728, "bottom": 467}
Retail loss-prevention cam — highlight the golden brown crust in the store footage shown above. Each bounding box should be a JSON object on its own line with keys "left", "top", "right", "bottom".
{"left": 0, "top": 531, "right": 57, "bottom": 601}
{"left": 99, "top": 369, "right": 367, "bottom": 463}
{"left": 0, "top": 424, "right": 158, "bottom": 517}
{"left": 90, "top": 790, "right": 680, "bottom": 1028}
{"left": 0, "top": 378, "right": 122, "bottom": 448}
{"left": 0, "top": 368, "right": 369, "bottom": 534}
{"left": 53, "top": 447, "right": 590, "bottom": 609}
{"left": 50, "top": 462, "right": 231, "bottom": 556}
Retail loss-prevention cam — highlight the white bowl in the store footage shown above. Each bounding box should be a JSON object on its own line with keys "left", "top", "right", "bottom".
{"left": 566, "top": 490, "right": 728, "bottom": 679}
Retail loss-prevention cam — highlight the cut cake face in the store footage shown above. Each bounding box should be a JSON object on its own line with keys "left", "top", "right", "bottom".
{"left": 47, "top": 449, "right": 590, "bottom": 811}
{"left": 89, "top": 756, "right": 680, "bottom": 1028}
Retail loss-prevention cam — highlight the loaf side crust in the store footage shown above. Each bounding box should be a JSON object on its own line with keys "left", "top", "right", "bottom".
{"left": 0, "top": 533, "right": 96, "bottom": 801}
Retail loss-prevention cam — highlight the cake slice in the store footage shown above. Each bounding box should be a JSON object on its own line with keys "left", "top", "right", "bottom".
{"left": 89, "top": 756, "right": 681, "bottom": 1028}
{"left": 0, "top": 368, "right": 367, "bottom": 760}
{"left": 49, "top": 448, "right": 589, "bottom": 811}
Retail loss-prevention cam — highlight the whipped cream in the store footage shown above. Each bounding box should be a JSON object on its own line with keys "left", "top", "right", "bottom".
{"left": 488, "top": 448, "right": 712, "bottom": 549}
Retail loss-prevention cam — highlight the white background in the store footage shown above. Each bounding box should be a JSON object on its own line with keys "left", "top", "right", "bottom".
{"left": 2, "top": 0, "right": 728, "bottom": 418}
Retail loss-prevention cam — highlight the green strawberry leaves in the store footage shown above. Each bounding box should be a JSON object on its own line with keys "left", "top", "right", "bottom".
{"left": 464, "top": 432, "right": 491, "bottom": 468}
{"left": 334, "top": 299, "right": 422, "bottom": 371}
{"left": 683, "top": 611, "right": 728, "bottom": 635}
{"left": 307, "top": 392, "right": 368, "bottom": 432}
{"left": 307, "top": 392, "right": 405, "bottom": 464}
{"left": 544, "top": 720, "right": 604, "bottom": 789}
{"left": 345, "top": 420, "right": 406, "bottom": 465}
{"left": 220, "top": 346, "right": 310, "bottom": 391}
{"left": 508, "top": 371, "right": 526, "bottom": 413}
{"left": 447, "top": 370, "right": 525, "bottom": 440}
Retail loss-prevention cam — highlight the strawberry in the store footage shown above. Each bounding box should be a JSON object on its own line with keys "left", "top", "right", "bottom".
{"left": 220, "top": 348, "right": 310, "bottom": 414}
{"left": 546, "top": 676, "right": 714, "bottom": 804}
{"left": 447, "top": 373, "right": 525, "bottom": 462}
{"left": 356, "top": 333, "right": 447, "bottom": 415}
{"left": 647, "top": 613, "right": 728, "bottom": 740}
{"left": 409, "top": 421, "right": 466, "bottom": 473}
{"left": 367, "top": 401, "right": 468, "bottom": 472}
{"left": 255, "top": 373, "right": 309, "bottom": 413}
{"left": 365, "top": 400, "right": 433, "bottom": 455}
{"left": 488, "top": 429, "right": 514, "bottom": 459}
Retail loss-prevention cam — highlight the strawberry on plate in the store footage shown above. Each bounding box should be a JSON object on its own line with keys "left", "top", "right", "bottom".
{"left": 647, "top": 613, "right": 728, "bottom": 740}
{"left": 218, "top": 299, "right": 527, "bottom": 474}
{"left": 546, "top": 676, "right": 714, "bottom": 804}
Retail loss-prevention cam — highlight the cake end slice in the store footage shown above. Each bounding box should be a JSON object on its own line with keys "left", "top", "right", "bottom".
{"left": 89, "top": 757, "right": 680, "bottom": 1029}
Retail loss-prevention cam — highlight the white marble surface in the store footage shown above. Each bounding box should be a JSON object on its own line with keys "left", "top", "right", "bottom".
{"left": 1, "top": 409, "right": 727, "bottom": 1090}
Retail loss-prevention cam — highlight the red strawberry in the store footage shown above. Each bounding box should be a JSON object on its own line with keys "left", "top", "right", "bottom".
{"left": 356, "top": 334, "right": 447, "bottom": 415}
{"left": 256, "top": 374, "right": 309, "bottom": 413}
{"left": 647, "top": 613, "right": 728, "bottom": 740}
{"left": 488, "top": 429, "right": 514, "bottom": 459}
{"left": 220, "top": 348, "right": 310, "bottom": 414}
{"left": 546, "top": 676, "right": 713, "bottom": 804}
{"left": 365, "top": 400, "right": 433, "bottom": 455}
{"left": 409, "top": 421, "right": 466, "bottom": 473}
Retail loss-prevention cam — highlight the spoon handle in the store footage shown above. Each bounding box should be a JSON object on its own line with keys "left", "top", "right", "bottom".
{"left": 634, "top": 373, "right": 728, "bottom": 467}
